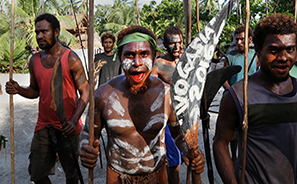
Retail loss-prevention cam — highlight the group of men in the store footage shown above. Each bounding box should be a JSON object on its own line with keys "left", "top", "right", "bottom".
{"left": 5, "top": 12, "right": 297, "bottom": 184}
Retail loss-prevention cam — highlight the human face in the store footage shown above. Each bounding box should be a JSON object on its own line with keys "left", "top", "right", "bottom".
{"left": 258, "top": 33, "right": 297, "bottom": 82}
{"left": 120, "top": 41, "right": 154, "bottom": 91}
{"left": 103, "top": 38, "right": 114, "bottom": 53}
{"left": 35, "top": 20, "right": 57, "bottom": 50}
{"left": 165, "top": 34, "right": 183, "bottom": 59}
{"left": 235, "top": 32, "right": 252, "bottom": 53}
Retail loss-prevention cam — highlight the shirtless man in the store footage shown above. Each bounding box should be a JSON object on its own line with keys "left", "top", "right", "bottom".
{"left": 5, "top": 13, "right": 89, "bottom": 184}
{"left": 80, "top": 25, "right": 204, "bottom": 183}
{"left": 151, "top": 26, "right": 184, "bottom": 184}
{"left": 213, "top": 14, "right": 297, "bottom": 183}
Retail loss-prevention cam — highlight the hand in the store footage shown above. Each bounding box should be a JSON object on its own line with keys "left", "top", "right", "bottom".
{"left": 62, "top": 121, "right": 76, "bottom": 135}
{"left": 5, "top": 79, "right": 20, "bottom": 94}
{"left": 80, "top": 139, "right": 100, "bottom": 169}
{"left": 183, "top": 149, "right": 205, "bottom": 174}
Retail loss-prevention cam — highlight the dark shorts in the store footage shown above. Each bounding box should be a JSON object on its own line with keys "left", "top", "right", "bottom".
{"left": 165, "top": 125, "right": 182, "bottom": 167}
{"left": 28, "top": 127, "right": 79, "bottom": 181}
{"left": 106, "top": 164, "right": 167, "bottom": 184}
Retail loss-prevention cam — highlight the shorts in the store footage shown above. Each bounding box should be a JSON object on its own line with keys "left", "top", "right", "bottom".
{"left": 106, "top": 164, "right": 167, "bottom": 184}
{"left": 165, "top": 125, "right": 183, "bottom": 167}
{"left": 28, "top": 127, "right": 79, "bottom": 181}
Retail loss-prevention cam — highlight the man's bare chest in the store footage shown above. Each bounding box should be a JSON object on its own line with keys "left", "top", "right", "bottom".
{"left": 102, "top": 90, "right": 170, "bottom": 135}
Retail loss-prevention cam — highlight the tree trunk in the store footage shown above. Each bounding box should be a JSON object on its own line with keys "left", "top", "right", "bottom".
{"left": 41, "top": 0, "right": 44, "bottom": 13}
{"left": 136, "top": 0, "right": 141, "bottom": 26}
{"left": 266, "top": 0, "right": 268, "bottom": 14}
{"left": 183, "top": 0, "right": 191, "bottom": 46}
{"left": 272, "top": 0, "right": 280, "bottom": 13}
{"left": 295, "top": 0, "right": 297, "bottom": 22}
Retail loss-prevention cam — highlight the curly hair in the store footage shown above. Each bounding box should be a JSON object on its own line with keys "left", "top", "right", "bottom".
{"left": 101, "top": 32, "right": 116, "bottom": 44}
{"left": 253, "top": 13, "right": 297, "bottom": 52}
{"left": 164, "top": 26, "right": 183, "bottom": 43}
{"left": 117, "top": 25, "right": 157, "bottom": 60}
{"left": 234, "top": 25, "right": 253, "bottom": 37}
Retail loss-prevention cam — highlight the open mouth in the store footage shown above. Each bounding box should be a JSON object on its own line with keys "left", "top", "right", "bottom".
{"left": 131, "top": 72, "right": 145, "bottom": 83}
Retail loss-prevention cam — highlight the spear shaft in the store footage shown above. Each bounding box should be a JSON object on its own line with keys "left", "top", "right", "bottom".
{"left": 240, "top": 0, "right": 250, "bottom": 183}
{"left": 9, "top": 0, "right": 15, "bottom": 183}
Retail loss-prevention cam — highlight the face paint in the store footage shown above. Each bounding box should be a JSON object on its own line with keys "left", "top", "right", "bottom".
{"left": 122, "top": 58, "right": 133, "bottom": 71}
{"left": 142, "top": 57, "right": 153, "bottom": 71}
{"left": 165, "top": 34, "right": 183, "bottom": 59}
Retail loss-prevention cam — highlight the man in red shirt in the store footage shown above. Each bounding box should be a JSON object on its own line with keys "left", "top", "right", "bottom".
{"left": 6, "top": 13, "right": 89, "bottom": 184}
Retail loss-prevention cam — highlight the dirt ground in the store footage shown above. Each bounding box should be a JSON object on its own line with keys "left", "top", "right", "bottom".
{"left": 0, "top": 71, "right": 224, "bottom": 184}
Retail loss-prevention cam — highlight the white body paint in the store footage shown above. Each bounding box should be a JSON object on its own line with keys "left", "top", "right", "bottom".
{"left": 107, "top": 119, "right": 134, "bottom": 128}
{"left": 143, "top": 113, "right": 168, "bottom": 132}
{"left": 108, "top": 113, "right": 167, "bottom": 174}
{"left": 109, "top": 92, "right": 125, "bottom": 117}
{"left": 150, "top": 86, "right": 170, "bottom": 112}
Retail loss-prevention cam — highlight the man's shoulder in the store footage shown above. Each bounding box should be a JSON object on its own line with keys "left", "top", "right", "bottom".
{"left": 226, "top": 50, "right": 237, "bottom": 56}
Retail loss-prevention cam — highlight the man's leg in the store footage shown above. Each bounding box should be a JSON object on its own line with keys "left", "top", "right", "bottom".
{"left": 167, "top": 164, "right": 181, "bottom": 184}
{"left": 57, "top": 133, "right": 79, "bottom": 184}
{"left": 28, "top": 128, "right": 56, "bottom": 183}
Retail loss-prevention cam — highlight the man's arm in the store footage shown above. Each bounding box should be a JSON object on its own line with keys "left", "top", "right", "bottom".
{"left": 5, "top": 55, "right": 39, "bottom": 98}
{"left": 222, "top": 57, "right": 231, "bottom": 89}
{"left": 63, "top": 51, "right": 89, "bottom": 135}
{"left": 213, "top": 90, "right": 238, "bottom": 184}
{"left": 168, "top": 103, "right": 205, "bottom": 174}
{"left": 80, "top": 89, "right": 104, "bottom": 168}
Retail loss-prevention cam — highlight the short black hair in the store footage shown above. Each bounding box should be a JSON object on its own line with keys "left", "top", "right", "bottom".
{"left": 253, "top": 13, "right": 297, "bottom": 52}
{"left": 163, "top": 26, "right": 183, "bottom": 43}
{"left": 35, "top": 13, "right": 60, "bottom": 34}
{"left": 234, "top": 25, "right": 253, "bottom": 37}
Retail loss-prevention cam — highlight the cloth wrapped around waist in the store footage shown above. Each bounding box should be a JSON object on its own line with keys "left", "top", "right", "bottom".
{"left": 107, "top": 163, "right": 167, "bottom": 184}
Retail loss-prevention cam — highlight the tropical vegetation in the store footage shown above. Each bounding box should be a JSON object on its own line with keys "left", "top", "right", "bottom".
{"left": 0, "top": 0, "right": 296, "bottom": 73}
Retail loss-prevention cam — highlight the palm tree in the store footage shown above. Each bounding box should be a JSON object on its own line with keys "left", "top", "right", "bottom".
{"left": 104, "top": 0, "right": 138, "bottom": 34}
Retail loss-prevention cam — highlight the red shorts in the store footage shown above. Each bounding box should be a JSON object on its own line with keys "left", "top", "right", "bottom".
{"left": 106, "top": 164, "right": 167, "bottom": 184}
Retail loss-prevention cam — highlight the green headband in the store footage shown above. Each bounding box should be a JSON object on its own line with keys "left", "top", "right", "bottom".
{"left": 113, "top": 32, "right": 165, "bottom": 60}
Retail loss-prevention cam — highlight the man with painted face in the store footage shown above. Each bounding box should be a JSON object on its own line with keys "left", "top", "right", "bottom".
{"left": 5, "top": 13, "right": 89, "bottom": 184}
{"left": 94, "top": 32, "right": 121, "bottom": 87}
{"left": 213, "top": 14, "right": 297, "bottom": 183}
{"left": 80, "top": 25, "right": 205, "bottom": 183}
{"left": 151, "top": 26, "right": 184, "bottom": 184}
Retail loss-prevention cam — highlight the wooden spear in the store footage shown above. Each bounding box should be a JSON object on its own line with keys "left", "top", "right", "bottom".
{"left": 88, "top": 0, "right": 95, "bottom": 183}
{"left": 240, "top": 0, "right": 250, "bottom": 183}
{"left": 196, "top": 0, "right": 200, "bottom": 32}
{"left": 9, "top": 0, "right": 15, "bottom": 183}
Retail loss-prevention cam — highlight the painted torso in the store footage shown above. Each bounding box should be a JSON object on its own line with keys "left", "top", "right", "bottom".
{"left": 98, "top": 75, "right": 171, "bottom": 175}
